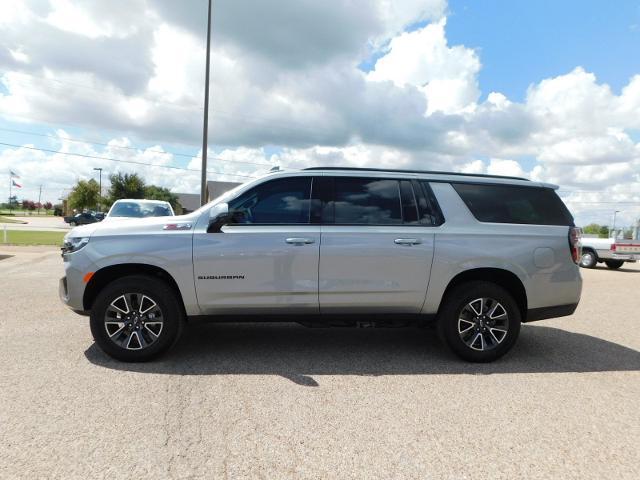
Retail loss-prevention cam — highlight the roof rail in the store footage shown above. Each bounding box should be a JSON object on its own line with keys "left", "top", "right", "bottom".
{"left": 302, "top": 166, "right": 530, "bottom": 182}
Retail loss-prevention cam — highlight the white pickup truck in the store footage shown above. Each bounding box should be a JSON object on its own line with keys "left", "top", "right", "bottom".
{"left": 579, "top": 237, "right": 640, "bottom": 269}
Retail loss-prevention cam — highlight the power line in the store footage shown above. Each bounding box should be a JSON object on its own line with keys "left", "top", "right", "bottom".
{"left": 0, "top": 127, "right": 274, "bottom": 167}
{"left": 0, "top": 142, "right": 259, "bottom": 179}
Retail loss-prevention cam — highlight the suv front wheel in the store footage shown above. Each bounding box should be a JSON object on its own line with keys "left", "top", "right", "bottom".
{"left": 89, "top": 275, "right": 184, "bottom": 362}
{"left": 438, "top": 281, "right": 521, "bottom": 362}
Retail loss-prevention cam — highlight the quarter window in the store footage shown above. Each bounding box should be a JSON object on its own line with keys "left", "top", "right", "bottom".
{"left": 228, "top": 177, "right": 312, "bottom": 224}
{"left": 452, "top": 183, "right": 574, "bottom": 226}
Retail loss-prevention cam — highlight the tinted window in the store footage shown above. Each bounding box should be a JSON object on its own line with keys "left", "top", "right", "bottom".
{"left": 228, "top": 177, "right": 311, "bottom": 224}
{"left": 417, "top": 181, "right": 444, "bottom": 226}
{"left": 399, "top": 181, "right": 418, "bottom": 224}
{"left": 332, "top": 177, "right": 402, "bottom": 225}
{"left": 452, "top": 183, "right": 574, "bottom": 226}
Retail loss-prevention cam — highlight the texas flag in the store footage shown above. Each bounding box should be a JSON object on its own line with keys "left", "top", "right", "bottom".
{"left": 10, "top": 170, "right": 19, "bottom": 178}
{"left": 12, "top": 179, "right": 22, "bottom": 188}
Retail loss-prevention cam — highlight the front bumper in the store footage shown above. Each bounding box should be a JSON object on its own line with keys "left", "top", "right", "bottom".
{"left": 60, "top": 250, "right": 92, "bottom": 313}
{"left": 59, "top": 276, "right": 89, "bottom": 315}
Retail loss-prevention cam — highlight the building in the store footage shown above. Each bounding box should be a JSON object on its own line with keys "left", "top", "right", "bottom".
{"left": 176, "top": 180, "right": 241, "bottom": 214}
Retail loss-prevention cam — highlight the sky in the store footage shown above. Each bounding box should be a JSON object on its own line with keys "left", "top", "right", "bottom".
{"left": 0, "top": 0, "right": 639, "bottom": 227}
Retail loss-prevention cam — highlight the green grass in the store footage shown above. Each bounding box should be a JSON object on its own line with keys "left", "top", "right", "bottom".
{"left": 2, "top": 230, "right": 65, "bottom": 246}
{"left": 0, "top": 216, "right": 26, "bottom": 224}
{"left": 0, "top": 210, "right": 54, "bottom": 216}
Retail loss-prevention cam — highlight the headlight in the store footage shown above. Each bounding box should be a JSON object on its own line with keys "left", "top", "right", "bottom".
{"left": 62, "top": 236, "right": 90, "bottom": 254}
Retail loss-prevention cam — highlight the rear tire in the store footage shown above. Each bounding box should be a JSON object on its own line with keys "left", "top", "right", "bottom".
{"left": 89, "top": 275, "right": 184, "bottom": 362}
{"left": 605, "top": 260, "right": 624, "bottom": 269}
{"left": 579, "top": 250, "right": 598, "bottom": 268}
{"left": 437, "top": 281, "right": 521, "bottom": 362}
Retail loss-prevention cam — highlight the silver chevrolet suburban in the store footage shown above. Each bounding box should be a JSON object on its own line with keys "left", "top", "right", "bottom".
{"left": 60, "top": 167, "right": 582, "bottom": 362}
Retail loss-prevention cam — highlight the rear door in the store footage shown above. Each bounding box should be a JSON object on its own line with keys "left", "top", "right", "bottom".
{"left": 193, "top": 175, "right": 320, "bottom": 315}
{"left": 317, "top": 176, "right": 440, "bottom": 314}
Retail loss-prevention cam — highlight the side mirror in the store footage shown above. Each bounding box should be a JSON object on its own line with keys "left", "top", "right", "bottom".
{"left": 207, "top": 203, "right": 230, "bottom": 233}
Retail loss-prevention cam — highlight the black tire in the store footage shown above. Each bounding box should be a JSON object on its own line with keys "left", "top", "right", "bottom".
{"left": 579, "top": 250, "right": 598, "bottom": 268}
{"left": 437, "top": 281, "right": 521, "bottom": 362}
{"left": 89, "top": 275, "right": 184, "bottom": 362}
{"left": 69, "top": 221, "right": 76, "bottom": 227}
{"left": 605, "top": 260, "right": 624, "bottom": 269}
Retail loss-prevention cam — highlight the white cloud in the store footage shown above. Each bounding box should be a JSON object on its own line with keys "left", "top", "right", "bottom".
{"left": 368, "top": 19, "right": 481, "bottom": 114}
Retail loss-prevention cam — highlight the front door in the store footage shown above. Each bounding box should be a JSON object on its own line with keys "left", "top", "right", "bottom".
{"left": 193, "top": 176, "right": 319, "bottom": 315}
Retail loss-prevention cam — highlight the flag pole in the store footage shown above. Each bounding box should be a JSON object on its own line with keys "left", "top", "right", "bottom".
{"left": 8, "top": 172, "right": 12, "bottom": 214}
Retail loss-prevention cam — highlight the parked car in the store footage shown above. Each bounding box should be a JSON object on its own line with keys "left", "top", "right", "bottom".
{"left": 63, "top": 212, "right": 98, "bottom": 227}
{"left": 579, "top": 237, "right": 639, "bottom": 269}
{"left": 60, "top": 167, "right": 582, "bottom": 363}
{"left": 105, "top": 199, "right": 174, "bottom": 220}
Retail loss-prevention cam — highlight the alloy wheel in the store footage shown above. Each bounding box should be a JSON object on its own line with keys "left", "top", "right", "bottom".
{"left": 457, "top": 297, "right": 509, "bottom": 351}
{"left": 104, "top": 293, "right": 164, "bottom": 350}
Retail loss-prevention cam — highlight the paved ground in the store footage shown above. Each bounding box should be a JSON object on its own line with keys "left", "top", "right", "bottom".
{"left": 0, "top": 246, "right": 638, "bottom": 479}
{"left": 2, "top": 215, "right": 70, "bottom": 231}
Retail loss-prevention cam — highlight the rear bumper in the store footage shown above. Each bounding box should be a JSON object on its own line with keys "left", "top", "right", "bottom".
{"left": 611, "top": 254, "right": 637, "bottom": 262}
{"left": 525, "top": 303, "right": 578, "bottom": 322}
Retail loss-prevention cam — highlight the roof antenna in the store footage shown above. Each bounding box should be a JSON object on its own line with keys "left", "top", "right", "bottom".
{"left": 270, "top": 166, "right": 280, "bottom": 172}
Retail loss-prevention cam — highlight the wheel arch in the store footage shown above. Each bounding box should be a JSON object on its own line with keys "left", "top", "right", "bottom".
{"left": 83, "top": 263, "right": 186, "bottom": 316}
{"left": 581, "top": 246, "right": 598, "bottom": 259}
{"left": 438, "top": 268, "right": 528, "bottom": 319}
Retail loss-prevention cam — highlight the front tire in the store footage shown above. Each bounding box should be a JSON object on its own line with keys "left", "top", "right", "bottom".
{"left": 437, "top": 281, "right": 521, "bottom": 362}
{"left": 605, "top": 260, "right": 624, "bottom": 269}
{"left": 580, "top": 250, "right": 598, "bottom": 268}
{"left": 89, "top": 275, "right": 184, "bottom": 362}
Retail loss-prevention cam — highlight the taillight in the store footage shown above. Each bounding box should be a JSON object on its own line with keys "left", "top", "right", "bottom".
{"left": 569, "top": 227, "right": 582, "bottom": 264}
{"left": 611, "top": 243, "right": 617, "bottom": 252}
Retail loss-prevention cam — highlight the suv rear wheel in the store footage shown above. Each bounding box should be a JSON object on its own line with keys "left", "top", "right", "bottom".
{"left": 438, "top": 281, "right": 521, "bottom": 362}
{"left": 89, "top": 275, "right": 184, "bottom": 362}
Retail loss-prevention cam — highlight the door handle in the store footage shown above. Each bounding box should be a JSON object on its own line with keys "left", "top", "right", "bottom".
{"left": 285, "top": 237, "right": 315, "bottom": 245}
{"left": 394, "top": 238, "right": 421, "bottom": 246}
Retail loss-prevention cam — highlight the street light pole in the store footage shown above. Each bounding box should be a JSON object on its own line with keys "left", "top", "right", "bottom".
{"left": 93, "top": 167, "right": 103, "bottom": 212}
{"left": 200, "top": 0, "right": 213, "bottom": 206}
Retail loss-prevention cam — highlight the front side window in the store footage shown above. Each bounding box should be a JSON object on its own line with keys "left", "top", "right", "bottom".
{"left": 228, "top": 177, "right": 312, "bottom": 224}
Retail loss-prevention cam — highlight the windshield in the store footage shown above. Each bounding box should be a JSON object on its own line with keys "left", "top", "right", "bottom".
{"left": 108, "top": 201, "right": 173, "bottom": 218}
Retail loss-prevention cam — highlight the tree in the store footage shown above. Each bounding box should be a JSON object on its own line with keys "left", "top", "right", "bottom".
{"left": 68, "top": 179, "right": 100, "bottom": 211}
{"left": 43, "top": 201, "right": 53, "bottom": 211}
{"left": 107, "top": 173, "right": 146, "bottom": 204}
{"left": 144, "top": 185, "right": 182, "bottom": 214}
{"left": 583, "top": 223, "right": 609, "bottom": 238}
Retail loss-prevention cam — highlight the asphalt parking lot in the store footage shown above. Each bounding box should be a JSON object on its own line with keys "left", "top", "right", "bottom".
{"left": 1, "top": 246, "right": 639, "bottom": 479}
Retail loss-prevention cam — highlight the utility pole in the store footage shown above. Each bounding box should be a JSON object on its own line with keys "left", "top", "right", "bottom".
{"left": 611, "top": 210, "right": 620, "bottom": 239}
{"left": 38, "top": 185, "right": 42, "bottom": 214}
{"left": 93, "top": 167, "right": 103, "bottom": 212}
{"left": 200, "top": 0, "right": 213, "bottom": 206}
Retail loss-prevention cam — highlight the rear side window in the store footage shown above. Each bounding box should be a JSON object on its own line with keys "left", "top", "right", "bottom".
{"left": 333, "top": 177, "right": 402, "bottom": 225}
{"left": 452, "top": 183, "right": 574, "bottom": 226}
{"left": 228, "top": 177, "right": 312, "bottom": 224}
